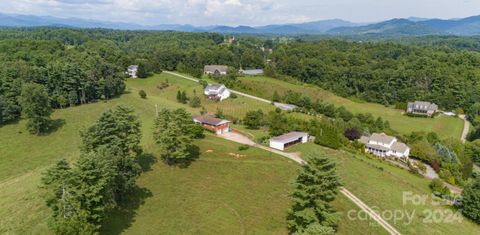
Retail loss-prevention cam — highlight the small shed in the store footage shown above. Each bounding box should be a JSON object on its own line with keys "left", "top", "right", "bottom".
{"left": 269, "top": 132, "right": 308, "bottom": 151}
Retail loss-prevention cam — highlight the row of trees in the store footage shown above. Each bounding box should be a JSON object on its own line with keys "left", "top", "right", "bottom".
{"left": 269, "top": 40, "right": 480, "bottom": 112}
{"left": 41, "top": 106, "right": 142, "bottom": 233}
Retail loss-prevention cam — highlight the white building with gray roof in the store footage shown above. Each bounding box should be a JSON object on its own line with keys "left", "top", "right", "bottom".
{"left": 359, "top": 133, "right": 410, "bottom": 159}
{"left": 269, "top": 131, "right": 308, "bottom": 151}
{"left": 204, "top": 84, "right": 230, "bottom": 101}
{"left": 407, "top": 101, "right": 438, "bottom": 117}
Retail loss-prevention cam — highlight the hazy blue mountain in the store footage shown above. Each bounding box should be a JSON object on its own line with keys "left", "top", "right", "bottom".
{"left": 2, "top": 12, "right": 480, "bottom": 36}
{"left": 423, "top": 15, "right": 480, "bottom": 35}
{"left": 328, "top": 19, "right": 441, "bottom": 36}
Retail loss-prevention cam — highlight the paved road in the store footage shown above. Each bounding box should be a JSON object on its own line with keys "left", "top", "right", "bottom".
{"left": 168, "top": 71, "right": 401, "bottom": 235}
{"left": 218, "top": 131, "right": 399, "bottom": 235}
{"left": 459, "top": 115, "right": 470, "bottom": 143}
{"left": 165, "top": 71, "right": 274, "bottom": 104}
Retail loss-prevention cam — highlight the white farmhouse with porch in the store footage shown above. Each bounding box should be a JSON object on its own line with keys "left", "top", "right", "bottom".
{"left": 204, "top": 65, "right": 228, "bottom": 75}
{"left": 269, "top": 132, "right": 308, "bottom": 151}
{"left": 359, "top": 133, "right": 410, "bottom": 159}
{"left": 204, "top": 84, "right": 230, "bottom": 101}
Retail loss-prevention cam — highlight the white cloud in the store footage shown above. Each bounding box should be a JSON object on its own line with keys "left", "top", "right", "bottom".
{"left": 0, "top": 0, "right": 479, "bottom": 26}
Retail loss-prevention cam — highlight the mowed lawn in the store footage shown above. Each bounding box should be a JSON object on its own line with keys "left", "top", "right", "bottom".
{"left": 289, "top": 143, "right": 480, "bottom": 234}
{"left": 238, "top": 76, "right": 464, "bottom": 139}
{"left": 0, "top": 74, "right": 385, "bottom": 234}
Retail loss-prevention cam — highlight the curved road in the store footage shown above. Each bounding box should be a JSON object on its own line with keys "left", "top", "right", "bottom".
{"left": 168, "top": 71, "right": 401, "bottom": 235}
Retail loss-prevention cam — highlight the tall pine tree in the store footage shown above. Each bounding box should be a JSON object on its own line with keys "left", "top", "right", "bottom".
{"left": 287, "top": 155, "right": 342, "bottom": 234}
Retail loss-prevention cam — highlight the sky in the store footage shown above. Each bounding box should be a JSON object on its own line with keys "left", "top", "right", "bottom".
{"left": 0, "top": 0, "right": 479, "bottom": 26}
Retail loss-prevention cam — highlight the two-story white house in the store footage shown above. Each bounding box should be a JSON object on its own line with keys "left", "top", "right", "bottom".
{"left": 127, "top": 65, "right": 138, "bottom": 78}
{"left": 204, "top": 84, "right": 230, "bottom": 101}
{"left": 359, "top": 133, "right": 410, "bottom": 160}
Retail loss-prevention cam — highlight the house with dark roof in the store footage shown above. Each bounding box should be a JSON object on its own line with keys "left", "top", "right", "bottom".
{"left": 269, "top": 132, "right": 308, "bottom": 151}
{"left": 193, "top": 114, "right": 230, "bottom": 134}
{"left": 204, "top": 84, "right": 230, "bottom": 101}
{"left": 204, "top": 65, "right": 228, "bottom": 75}
{"left": 359, "top": 133, "right": 410, "bottom": 159}
{"left": 407, "top": 101, "right": 438, "bottom": 117}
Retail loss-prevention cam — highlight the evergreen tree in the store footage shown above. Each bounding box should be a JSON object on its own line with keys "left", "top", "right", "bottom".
{"left": 153, "top": 108, "right": 201, "bottom": 166}
{"left": 80, "top": 105, "right": 142, "bottom": 198}
{"left": 19, "top": 83, "right": 53, "bottom": 134}
{"left": 459, "top": 177, "right": 480, "bottom": 224}
{"left": 189, "top": 95, "right": 201, "bottom": 108}
{"left": 244, "top": 110, "right": 264, "bottom": 129}
{"left": 287, "top": 155, "right": 342, "bottom": 234}
{"left": 138, "top": 89, "right": 147, "bottom": 99}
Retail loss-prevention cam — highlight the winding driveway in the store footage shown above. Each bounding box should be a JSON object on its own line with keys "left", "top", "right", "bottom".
{"left": 459, "top": 114, "right": 470, "bottom": 143}
{"left": 169, "top": 71, "right": 402, "bottom": 235}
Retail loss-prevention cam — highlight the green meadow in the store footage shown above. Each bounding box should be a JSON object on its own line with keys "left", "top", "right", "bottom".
{"left": 0, "top": 73, "right": 386, "bottom": 234}
{"left": 237, "top": 75, "right": 464, "bottom": 140}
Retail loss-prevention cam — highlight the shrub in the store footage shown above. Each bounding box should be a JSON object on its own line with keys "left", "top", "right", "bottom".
{"left": 138, "top": 90, "right": 147, "bottom": 99}
{"left": 238, "top": 144, "right": 250, "bottom": 151}
{"left": 230, "top": 93, "right": 238, "bottom": 99}
{"left": 429, "top": 179, "right": 450, "bottom": 196}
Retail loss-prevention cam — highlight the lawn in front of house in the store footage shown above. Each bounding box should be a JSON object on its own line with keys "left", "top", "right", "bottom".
{"left": 237, "top": 75, "right": 464, "bottom": 140}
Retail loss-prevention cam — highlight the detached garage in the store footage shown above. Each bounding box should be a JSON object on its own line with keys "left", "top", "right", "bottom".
{"left": 269, "top": 132, "right": 309, "bottom": 151}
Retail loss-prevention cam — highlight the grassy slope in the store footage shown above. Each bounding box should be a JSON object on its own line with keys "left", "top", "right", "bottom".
{"left": 237, "top": 75, "right": 463, "bottom": 139}
{"left": 290, "top": 143, "right": 480, "bottom": 234}
{"left": 0, "top": 73, "right": 385, "bottom": 234}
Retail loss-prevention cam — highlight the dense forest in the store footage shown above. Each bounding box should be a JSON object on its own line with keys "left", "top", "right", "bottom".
{"left": 0, "top": 28, "right": 266, "bottom": 125}
{"left": 3, "top": 27, "right": 480, "bottom": 124}
{"left": 269, "top": 40, "right": 480, "bottom": 111}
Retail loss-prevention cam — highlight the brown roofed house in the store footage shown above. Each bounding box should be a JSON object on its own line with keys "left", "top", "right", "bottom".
{"left": 193, "top": 114, "right": 230, "bottom": 134}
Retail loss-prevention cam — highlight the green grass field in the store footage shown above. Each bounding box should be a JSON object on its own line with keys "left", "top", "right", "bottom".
{"left": 237, "top": 75, "right": 464, "bottom": 139}
{"left": 0, "top": 73, "right": 387, "bottom": 234}
{"left": 289, "top": 143, "right": 480, "bottom": 234}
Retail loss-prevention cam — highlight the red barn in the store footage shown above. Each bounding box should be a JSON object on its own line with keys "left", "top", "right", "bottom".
{"left": 193, "top": 115, "right": 230, "bottom": 134}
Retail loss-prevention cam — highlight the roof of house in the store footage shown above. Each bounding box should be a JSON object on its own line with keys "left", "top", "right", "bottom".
{"left": 193, "top": 114, "right": 229, "bottom": 126}
{"left": 369, "top": 133, "right": 396, "bottom": 144}
{"left": 241, "top": 69, "right": 263, "bottom": 75}
{"left": 366, "top": 143, "right": 390, "bottom": 151}
{"left": 205, "top": 84, "right": 225, "bottom": 91}
{"left": 204, "top": 65, "right": 228, "bottom": 73}
{"left": 407, "top": 101, "right": 438, "bottom": 111}
{"left": 128, "top": 65, "right": 138, "bottom": 70}
{"left": 358, "top": 136, "right": 370, "bottom": 145}
{"left": 391, "top": 142, "right": 409, "bottom": 153}
{"left": 270, "top": 131, "right": 308, "bottom": 144}
{"left": 274, "top": 102, "right": 298, "bottom": 111}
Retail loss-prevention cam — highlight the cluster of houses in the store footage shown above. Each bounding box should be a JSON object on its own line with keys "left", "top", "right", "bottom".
{"left": 127, "top": 63, "right": 445, "bottom": 161}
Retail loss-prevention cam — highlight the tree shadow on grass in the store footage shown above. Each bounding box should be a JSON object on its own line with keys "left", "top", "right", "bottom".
{"left": 39, "top": 118, "right": 66, "bottom": 135}
{"left": 100, "top": 186, "right": 153, "bottom": 235}
{"left": 137, "top": 152, "right": 157, "bottom": 172}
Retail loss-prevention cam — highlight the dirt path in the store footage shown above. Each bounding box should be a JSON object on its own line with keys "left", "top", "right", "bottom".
{"left": 217, "top": 131, "right": 399, "bottom": 235}
{"left": 168, "top": 71, "right": 401, "bottom": 235}
{"left": 459, "top": 114, "right": 470, "bottom": 143}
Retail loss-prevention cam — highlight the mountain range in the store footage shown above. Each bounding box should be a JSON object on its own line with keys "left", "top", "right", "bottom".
{"left": 2, "top": 13, "right": 480, "bottom": 36}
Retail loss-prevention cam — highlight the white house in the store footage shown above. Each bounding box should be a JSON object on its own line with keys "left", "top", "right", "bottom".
{"left": 127, "top": 65, "right": 138, "bottom": 78}
{"left": 204, "top": 84, "right": 231, "bottom": 101}
{"left": 269, "top": 132, "right": 308, "bottom": 151}
{"left": 204, "top": 65, "right": 228, "bottom": 75}
{"left": 359, "top": 133, "right": 410, "bottom": 160}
